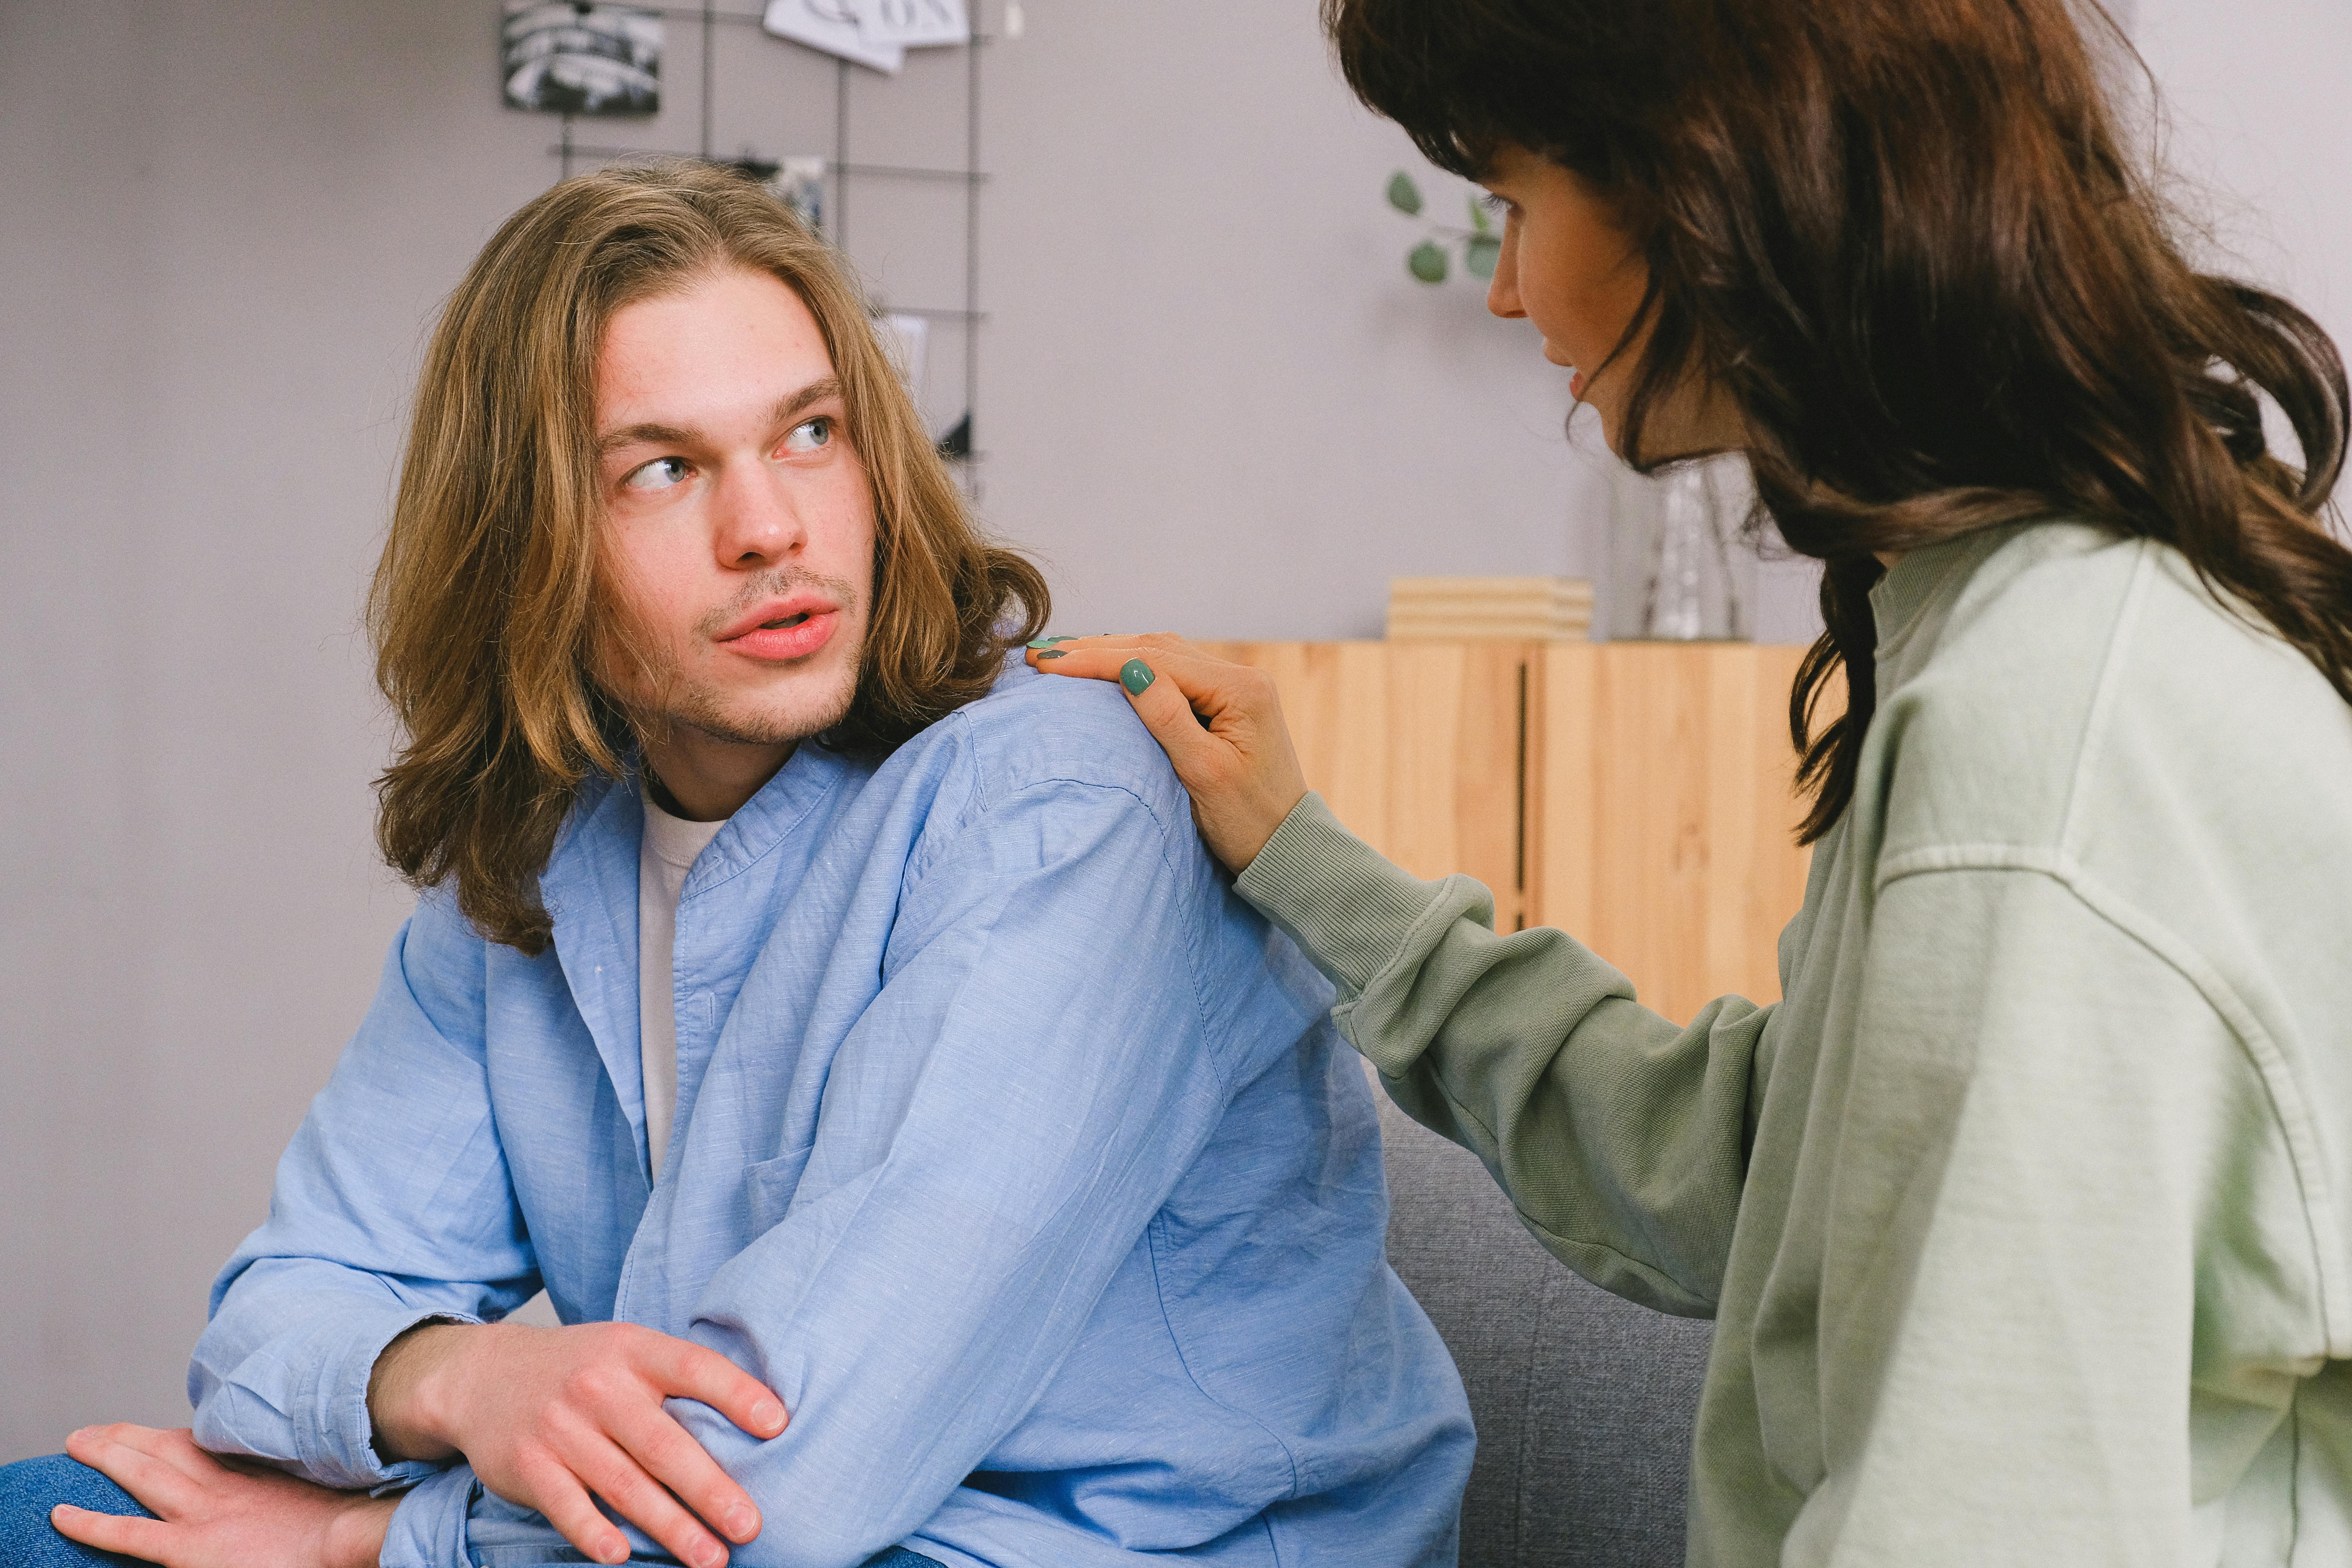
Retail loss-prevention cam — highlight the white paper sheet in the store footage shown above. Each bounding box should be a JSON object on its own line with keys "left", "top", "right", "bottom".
{"left": 761, "top": 0, "right": 905, "bottom": 72}
{"left": 859, "top": 0, "right": 969, "bottom": 48}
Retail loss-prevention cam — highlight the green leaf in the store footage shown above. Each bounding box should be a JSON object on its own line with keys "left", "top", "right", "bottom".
{"left": 1465, "top": 233, "right": 1501, "bottom": 280}
{"left": 1469, "top": 194, "right": 1492, "bottom": 235}
{"left": 1408, "top": 240, "right": 1449, "bottom": 283}
{"left": 1386, "top": 171, "right": 1424, "bottom": 216}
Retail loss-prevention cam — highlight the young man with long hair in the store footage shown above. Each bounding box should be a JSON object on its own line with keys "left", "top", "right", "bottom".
{"left": 0, "top": 163, "right": 1472, "bottom": 1568}
{"left": 1034, "top": 0, "right": 2352, "bottom": 1562}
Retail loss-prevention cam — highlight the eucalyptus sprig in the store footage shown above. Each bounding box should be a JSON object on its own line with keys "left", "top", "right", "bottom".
{"left": 1386, "top": 172, "right": 1501, "bottom": 285}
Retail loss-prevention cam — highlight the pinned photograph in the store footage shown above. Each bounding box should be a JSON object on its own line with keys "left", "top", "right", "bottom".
{"left": 503, "top": 1, "right": 662, "bottom": 116}
{"left": 769, "top": 156, "right": 828, "bottom": 235}
{"left": 761, "top": 0, "right": 906, "bottom": 74}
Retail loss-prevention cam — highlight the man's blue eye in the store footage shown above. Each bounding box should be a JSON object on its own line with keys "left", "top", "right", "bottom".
{"left": 782, "top": 418, "right": 832, "bottom": 454}
{"left": 624, "top": 456, "right": 691, "bottom": 492}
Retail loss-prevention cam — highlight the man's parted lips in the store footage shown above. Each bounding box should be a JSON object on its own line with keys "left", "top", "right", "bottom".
{"left": 696, "top": 573, "right": 865, "bottom": 649}
{"left": 708, "top": 588, "right": 845, "bottom": 643}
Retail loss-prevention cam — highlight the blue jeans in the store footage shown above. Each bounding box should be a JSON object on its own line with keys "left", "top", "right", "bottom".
{"left": 0, "top": 1455, "right": 156, "bottom": 1565}
{"left": 0, "top": 1453, "right": 945, "bottom": 1567}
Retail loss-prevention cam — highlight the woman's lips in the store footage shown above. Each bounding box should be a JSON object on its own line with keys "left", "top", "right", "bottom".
{"left": 1570, "top": 369, "right": 1588, "bottom": 400}
{"left": 718, "top": 609, "right": 839, "bottom": 662}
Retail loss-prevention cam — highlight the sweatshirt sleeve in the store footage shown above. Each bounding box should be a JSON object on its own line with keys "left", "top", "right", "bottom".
{"left": 1235, "top": 792, "right": 1767, "bottom": 1316}
{"left": 187, "top": 894, "right": 538, "bottom": 1498}
{"left": 663, "top": 776, "right": 1245, "bottom": 1568}
{"left": 1776, "top": 864, "right": 2326, "bottom": 1564}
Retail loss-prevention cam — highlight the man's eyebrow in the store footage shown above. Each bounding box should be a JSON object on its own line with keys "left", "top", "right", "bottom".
{"left": 771, "top": 376, "right": 844, "bottom": 428}
{"left": 596, "top": 421, "right": 696, "bottom": 456}
{"left": 593, "top": 378, "right": 844, "bottom": 457}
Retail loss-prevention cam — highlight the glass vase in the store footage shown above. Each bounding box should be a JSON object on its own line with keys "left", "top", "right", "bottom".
{"left": 1605, "top": 454, "right": 1753, "bottom": 641}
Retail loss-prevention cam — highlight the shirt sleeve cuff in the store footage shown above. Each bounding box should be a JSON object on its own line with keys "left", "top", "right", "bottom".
{"left": 299, "top": 1305, "right": 481, "bottom": 1490}
{"left": 1232, "top": 792, "right": 1467, "bottom": 995}
{"left": 378, "top": 1462, "right": 479, "bottom": 1568}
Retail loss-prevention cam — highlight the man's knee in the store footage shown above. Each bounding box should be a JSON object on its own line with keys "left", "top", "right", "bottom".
{"left": 0, "top": 1454, "right": 154, "bottom": 1566}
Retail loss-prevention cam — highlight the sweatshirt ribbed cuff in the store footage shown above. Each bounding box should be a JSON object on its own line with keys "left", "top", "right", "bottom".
{"left": 1233, "top": 792, "right": 1449, "bottom": 997}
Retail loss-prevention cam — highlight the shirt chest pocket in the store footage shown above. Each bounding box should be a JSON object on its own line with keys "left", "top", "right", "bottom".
{"left": 742, "top": 1144, "right": 813, "bottom": 1236}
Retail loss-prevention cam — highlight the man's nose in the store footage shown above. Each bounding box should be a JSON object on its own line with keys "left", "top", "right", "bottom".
{"left": 710, "top": 462, "right": 807, "bottom": 568}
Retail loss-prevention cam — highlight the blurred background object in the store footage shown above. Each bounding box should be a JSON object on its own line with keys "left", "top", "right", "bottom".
{"left": 502, "top": 2, "right": 663, "bottom": 115}
{"left": 1387, "top": 577, "right": 1593, "bottom": 642}
{"left": 1385, "top": 170, "right": 1502, "bottom": 286}
{"left": 1606, "top": 455, "right": 1756, "bottom": 643}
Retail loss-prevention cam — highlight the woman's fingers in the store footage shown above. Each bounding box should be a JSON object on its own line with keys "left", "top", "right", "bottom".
{"left": 1027, "top": 639, "right": 1227, "bottom": 770}
{"left": 1026, "top": 634, "right": 1308, "bottom": 873}
{"left": 1116, "top": 651, "right": 1240, "bottom": 764}
{"left": 49, "top": 1503, "right": 177, "bottom": 1563}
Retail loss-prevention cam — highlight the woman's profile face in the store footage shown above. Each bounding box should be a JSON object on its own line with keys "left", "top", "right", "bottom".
{"left": 1481, "top": 144, "right": 1742, "bottom": 459}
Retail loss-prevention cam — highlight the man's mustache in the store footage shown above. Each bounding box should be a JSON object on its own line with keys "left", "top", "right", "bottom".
{"left": 694, "top": 567, "right": 861, "bottom": 641}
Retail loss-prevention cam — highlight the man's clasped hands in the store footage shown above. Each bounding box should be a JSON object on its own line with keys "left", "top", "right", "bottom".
{"left": 55, "top": 1318, "right": 786, "bottom": 1568}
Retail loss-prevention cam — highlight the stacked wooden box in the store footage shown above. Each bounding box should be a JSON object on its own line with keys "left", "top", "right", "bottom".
{"left": 1385, "top": 576, "right": 1594, "bottom": 642}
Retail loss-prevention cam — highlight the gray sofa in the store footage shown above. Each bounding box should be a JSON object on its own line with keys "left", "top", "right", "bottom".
{"left": 1375, "top": 1089, "right": 1713, "bottom": 1568}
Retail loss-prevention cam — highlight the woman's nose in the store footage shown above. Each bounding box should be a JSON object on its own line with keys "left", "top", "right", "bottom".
{"left": 1487, "top": 222, "right": 1525, "bottom": 320}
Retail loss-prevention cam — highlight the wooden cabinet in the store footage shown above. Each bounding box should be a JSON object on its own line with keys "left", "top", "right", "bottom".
{"left": 1199, "top": 642, "right": 1820, "bottom": 1024}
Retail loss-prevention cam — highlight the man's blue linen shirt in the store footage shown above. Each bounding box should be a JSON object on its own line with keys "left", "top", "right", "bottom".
{"left": 189, "top": 663, "right": 1473, "bottom": 1568}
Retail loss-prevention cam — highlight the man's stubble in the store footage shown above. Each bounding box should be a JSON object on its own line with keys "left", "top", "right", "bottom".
{"left": 619, "top": 564, "right": 866, "bottom": 750}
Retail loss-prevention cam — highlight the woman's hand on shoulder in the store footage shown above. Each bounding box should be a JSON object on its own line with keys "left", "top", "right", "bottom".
{"left": 50, "top": 1424, "right": 398, "bottom": 1568}
{"left": 1027, "top": 633, "right": 1308, "bottom": 874}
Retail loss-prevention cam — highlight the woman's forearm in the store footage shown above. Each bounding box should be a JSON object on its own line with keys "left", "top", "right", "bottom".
{"left": 1237, "top": 792, "right": 1767, "bottom": 1315}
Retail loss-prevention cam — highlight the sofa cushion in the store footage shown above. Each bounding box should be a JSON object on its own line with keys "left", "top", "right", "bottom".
{"left": 1377, "top": 1088, "right": 1712, "bottom": 1568}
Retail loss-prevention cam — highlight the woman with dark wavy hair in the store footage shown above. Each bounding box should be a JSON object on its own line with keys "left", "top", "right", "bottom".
{"left": 1037, "top": 0, "right": 2352, "bottom": 1558}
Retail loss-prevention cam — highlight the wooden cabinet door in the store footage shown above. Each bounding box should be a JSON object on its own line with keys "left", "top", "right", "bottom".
{"left": 1198, "top": 640, "right": 1824, "bottom": 1023}
{"left": 1197, "top": 642, "right": 1530, "bottom": 929}
{"left": 1531, "top": 644, "right": 1815, "bottom": 1023}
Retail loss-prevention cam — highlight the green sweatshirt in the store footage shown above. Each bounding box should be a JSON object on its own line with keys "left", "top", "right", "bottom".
{"left": 1236, "top": 521, "right": 2352, "bottom": 1566}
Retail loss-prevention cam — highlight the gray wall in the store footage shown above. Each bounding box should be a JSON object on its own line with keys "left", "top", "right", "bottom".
{"left": 4, "top": 0, "right": 2348, "bottom": 1460}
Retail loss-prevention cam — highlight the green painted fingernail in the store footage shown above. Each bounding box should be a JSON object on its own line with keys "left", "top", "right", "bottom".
{"left": 1120, "top": 658, "right": 1155, "bottom": 695}
{"left": 1025, "top": 635, "right": 1072, "bottom": 648}
{"left": 1037, "top": 649, "right": 1066, "bottom": 660}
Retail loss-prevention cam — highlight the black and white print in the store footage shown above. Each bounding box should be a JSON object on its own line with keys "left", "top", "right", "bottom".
{"left": 503, "top": 2, "right": 662, "bottom": 116}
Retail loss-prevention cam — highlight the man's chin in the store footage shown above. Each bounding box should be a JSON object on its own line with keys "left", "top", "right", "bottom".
{"left": 658, "top": 674, "right": 859, "bottom": 751}
{"left": 669, "top": 701, "right": 853, "bottom": 750}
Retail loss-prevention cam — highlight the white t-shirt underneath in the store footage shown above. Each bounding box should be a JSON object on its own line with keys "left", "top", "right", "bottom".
{"left": 639, "top": 792, "right": 726, "bottom": 1178}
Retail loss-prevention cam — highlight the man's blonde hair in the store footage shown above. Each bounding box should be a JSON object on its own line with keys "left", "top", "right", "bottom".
{"left": 370, "top": 160, "right": 1046, "bottom": 954}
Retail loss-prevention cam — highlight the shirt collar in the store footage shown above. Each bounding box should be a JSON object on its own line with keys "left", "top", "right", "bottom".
{"left": 1869, "top": 523, "right": 2036, "bottom": 666}
{"left": 681, "top": 740, "right": 856, "bottom": 898}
